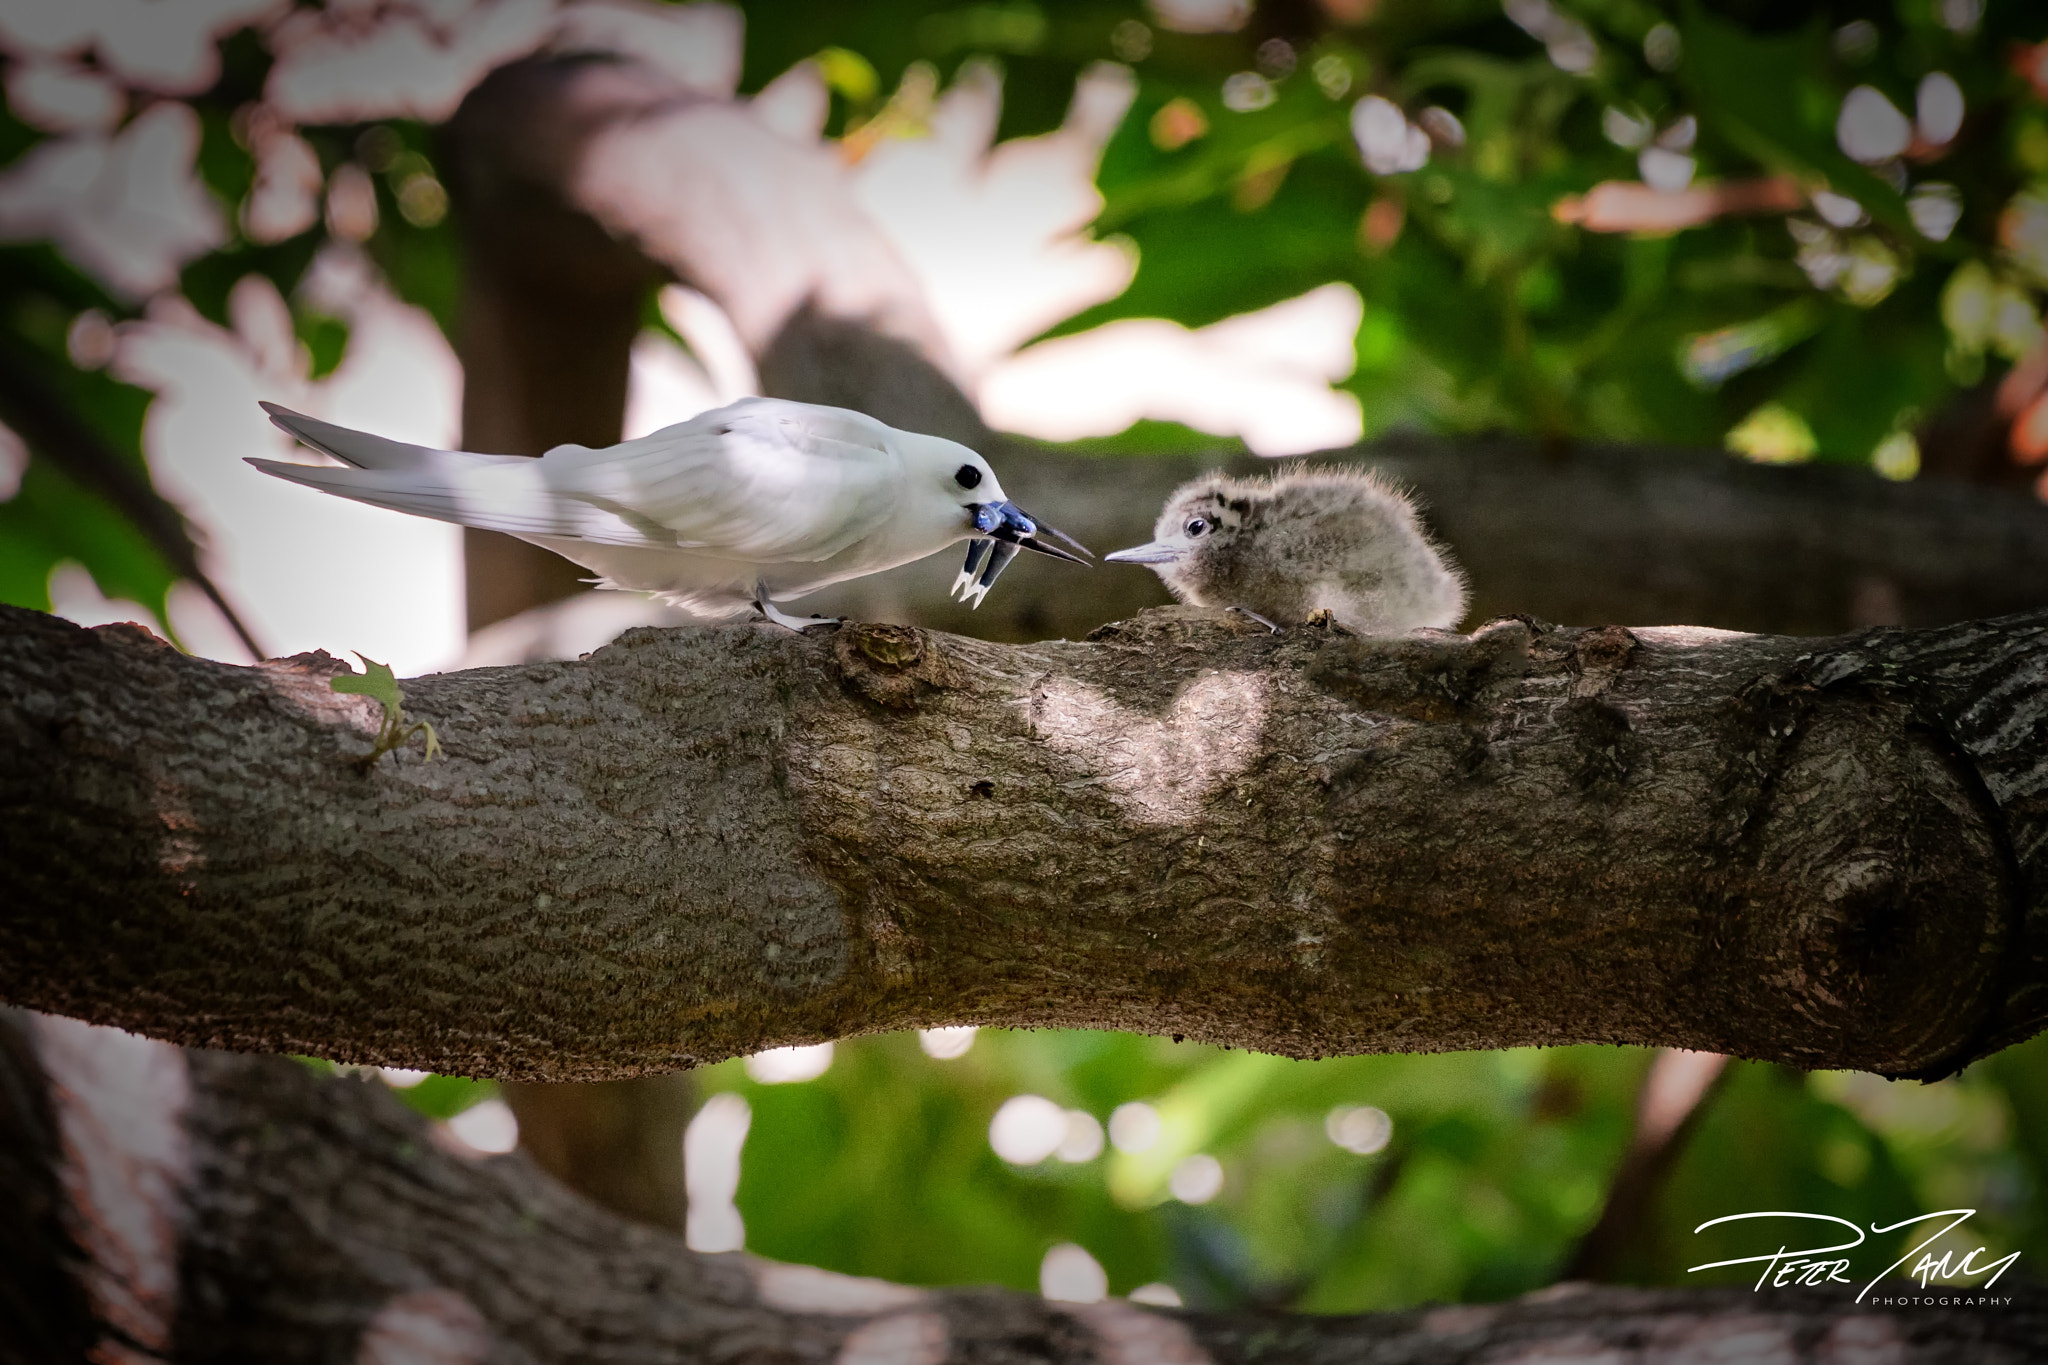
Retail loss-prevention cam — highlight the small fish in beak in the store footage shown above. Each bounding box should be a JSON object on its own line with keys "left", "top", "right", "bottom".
{"left": 951, "top": 501, "right": 1092, "bottom": 608}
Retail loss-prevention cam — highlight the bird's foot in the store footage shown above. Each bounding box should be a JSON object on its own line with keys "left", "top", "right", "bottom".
{"left": 754, "top": 582, "right": 839, "bottom": 632}
{"left": 1303, "top": 609, "right": 1336, "bottom": 629}
{"left": 1228, "top": 606, "right": 1282, "bottom": 634}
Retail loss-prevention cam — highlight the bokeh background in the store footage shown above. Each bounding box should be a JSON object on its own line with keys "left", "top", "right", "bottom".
{"left": 7, "top": 0, "right": 2048, "bottom": 1311}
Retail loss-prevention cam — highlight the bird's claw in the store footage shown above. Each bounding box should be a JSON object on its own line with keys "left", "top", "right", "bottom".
{"left": 754, "top": 580, "right": 838, "bottom": 631}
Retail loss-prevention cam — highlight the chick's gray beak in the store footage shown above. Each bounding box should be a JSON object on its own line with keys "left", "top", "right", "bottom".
{"left": 1104, "top": 540, "right": 1186, "bottom": 565}
{"left": 952, "top": 501, "right": 1092, "bottom": 609}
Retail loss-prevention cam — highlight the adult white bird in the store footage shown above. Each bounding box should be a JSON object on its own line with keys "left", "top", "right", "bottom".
{"left": 249, "top": 396, "right": 1090, "bottom": 629}
{"left": 1104, "top": 466, "right": 1466, "bottom": 633}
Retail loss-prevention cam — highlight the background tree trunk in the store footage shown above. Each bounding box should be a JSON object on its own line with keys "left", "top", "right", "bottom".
{"left": 496, "top": 1075, "right": 694, "bottom": 1233}
{"left": 794, "top": 433, "right": 2048, "bottom": 645}
{"left": 443, "top": 55, "right": 670, "bottom": 634}
{"left": 1563, "top": 1049, "right": 1733, "bottom": 1282}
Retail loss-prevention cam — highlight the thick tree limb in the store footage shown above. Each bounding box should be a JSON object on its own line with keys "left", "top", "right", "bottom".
{"left": 5, "top": 601, "right": 2047, "bottom": 1078}
{"left": 5, "top": 1014, "right": 2039, "bottom": 1365}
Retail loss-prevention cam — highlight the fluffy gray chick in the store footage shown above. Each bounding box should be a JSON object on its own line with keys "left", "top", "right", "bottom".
{"left": 1105, "top": 467, "right": 1467, "bottom": 632}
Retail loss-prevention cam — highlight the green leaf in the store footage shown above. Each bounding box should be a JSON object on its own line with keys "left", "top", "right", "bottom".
{"left": 330, "top": 654, "right": 406, "bottom": 714}
{"left": 1677, "top": 7, "right": 1913, "bottom": 238}
{"left": 332, "top": 654, "right": 443, "bottom": 766}
{"left": 0, "top": 456, "right": 177, "bottom": 625}
{"left": 392, "top": 1074, "right": 500, "bottom": 1121}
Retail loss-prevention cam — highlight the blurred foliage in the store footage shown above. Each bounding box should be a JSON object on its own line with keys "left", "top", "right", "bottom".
{"left": 6, "top": 0, "right": 2048, "bottom": 1315}
{"left": 367, "top": 1026, "right": 2048, "bottom": 1310}
{"left": 1061, "top": 0, "right": 2044, "bottom": 460}
{"left": 739, "top": 0, "right": 2048, "bottom": 465}
{"left": 0, "top": 242, "right": 178, "bottom": 620}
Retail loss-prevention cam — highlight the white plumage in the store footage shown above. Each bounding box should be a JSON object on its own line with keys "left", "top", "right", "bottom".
{"left": 250, "top": 397, "right": 1087, "bottom": 628}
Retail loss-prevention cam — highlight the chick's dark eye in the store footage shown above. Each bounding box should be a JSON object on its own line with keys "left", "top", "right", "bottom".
{"left": 1185, "top": 517, "right": 1210, "bottom": 537}
{"left": 955, "top": 464, "right": 983, "bottom": 489}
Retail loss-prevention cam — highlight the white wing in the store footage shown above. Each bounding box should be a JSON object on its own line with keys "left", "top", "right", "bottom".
{"left": 541, "top": 398, "right": 905, "bottom": 561}
{"left": 250, "top": 397, "right": 905, "bottom": 562}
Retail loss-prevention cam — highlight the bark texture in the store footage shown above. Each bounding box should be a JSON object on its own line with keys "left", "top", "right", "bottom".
{"left": 4, "top": 1014, "right": 2040, "bottom": 1365}
{"left": 5, "top": 601, "right": 2047, "bottom": 1079}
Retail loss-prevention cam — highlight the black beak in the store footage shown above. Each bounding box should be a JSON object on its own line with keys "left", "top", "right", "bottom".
{"left": 970, "top": 500, "right": 1092, "bottom": 565}
{"left": 952, "top": 501, "right": 1092, "bottom": 608}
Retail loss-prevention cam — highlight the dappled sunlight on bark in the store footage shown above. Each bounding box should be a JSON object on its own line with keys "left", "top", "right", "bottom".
{"left": 1031, "top": 669, "right": 1269, "bottom": 825}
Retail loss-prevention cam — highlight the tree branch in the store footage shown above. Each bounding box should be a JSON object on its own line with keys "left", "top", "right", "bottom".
{"left": 1563, "top": 1049, "right": 1732, "bottom": 1281}
{"left": 5, "top": 601, "right": 2047, "bottom": 1077}
{"left": 788, "top": 434, "right": 2048, "bottom": 646}
{"left": 0, "top": 333, "right": 266, "bottom": 660}
{"left": 7, "top": 1013, "right": 2040, "bottom": 1364}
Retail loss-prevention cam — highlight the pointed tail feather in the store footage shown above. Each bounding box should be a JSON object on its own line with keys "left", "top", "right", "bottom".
{"left": 247, "top": 456, "right": 662, "bottom": 546}
{"left": 259, "top": 402, "right": 514, "bottom": 474}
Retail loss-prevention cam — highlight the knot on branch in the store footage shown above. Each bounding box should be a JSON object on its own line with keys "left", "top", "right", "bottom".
{"left": 89, "top": 621, "right": 174, "bottom": 653}
{"left": 1570, "top": 625, "right": 1639, "bottom": 698}
{"left": 1308, "top": 617, "right": 1533, "bottom": 721}
{"left": 264, "top": 648, "right": 354, "bottom": 678}
{"left": 833, "top": 623, "right": 959, "bottom": 710}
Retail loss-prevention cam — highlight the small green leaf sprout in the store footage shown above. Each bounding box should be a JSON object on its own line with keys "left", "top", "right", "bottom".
{"left": 330, "top": 653, "right": 442, "bottom": 769}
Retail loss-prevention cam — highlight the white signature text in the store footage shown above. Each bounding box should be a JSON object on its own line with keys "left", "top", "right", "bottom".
{"left": 1688, "top": 1209, "right": 2020, "bottom": 1301}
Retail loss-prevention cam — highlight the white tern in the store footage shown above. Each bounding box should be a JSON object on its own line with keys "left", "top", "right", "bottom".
{"left": 250, "top": 396, "right": 1090, "bottom": 629}
{"left": 1105, "top": 467, "right": 1466, "bottom": 633}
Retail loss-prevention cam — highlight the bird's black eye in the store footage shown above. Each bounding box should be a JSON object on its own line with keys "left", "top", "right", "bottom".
{"left": 1185, "top": 517, "right": 1210, "bottom": 537}
{"left": 955, "top": 464, "right": 983, "bottom": 489}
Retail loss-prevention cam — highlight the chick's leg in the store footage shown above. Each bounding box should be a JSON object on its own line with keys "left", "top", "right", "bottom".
{"left": 1227, "top": 605, "right": 1282, "bottom": 633}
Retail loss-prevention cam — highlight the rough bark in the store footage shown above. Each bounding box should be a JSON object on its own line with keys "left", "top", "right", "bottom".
{"left": 6, "top": 600, "right": 2048, "bottom": 1079}
{"left": 3, "top": 1014, "right": 2039, "bottom": 1365}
